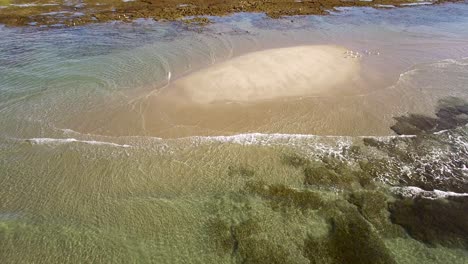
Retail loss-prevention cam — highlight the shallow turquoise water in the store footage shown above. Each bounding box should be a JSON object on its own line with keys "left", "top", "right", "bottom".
{"left": 0, "top": 2, "right": 468, "bottom": 263}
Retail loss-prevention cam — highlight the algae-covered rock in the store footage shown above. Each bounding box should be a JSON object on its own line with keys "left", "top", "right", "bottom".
{"left": 234, "top": 218, "right": 309, "bottom": 264}
{"left": 347, "top": 190, "right": 403, "bottom": 237}
{"left": 348, "top": 190, "right": 388, "bottom": 229}
{"left": 228, "top": 165, "right": 255, "bottom": 178}
{"left": 281, "top": 152, "right": 311, "bottom": 168}
{"left": 303, "top": 166, "right": 356, "bottom": 189}
{"left": 181, "top": 17, "right": 212, "bottom": 26}
{"left": 304, "top": 207, "right": 397, "bottom": 264}
{"left": 362, "top": 137, "right": 415, "bottom": 163}
{"left": 207, "top": 191, "right": 315, "bottom": 264}
{"left": 207, "top": 218, "right": 238, "bottom": 254}
{"left": 391, "top": 98, "right": 468, "bottom": 135}
{"left": 358, "top": 159, "right": 400, "bottom": 186}
{"left": 305, "top": 157, "right": 380, "bottom": 190}
{"left": 246, "top": 181, "right": 325, "bottom": 211}
{"left": 389, "top": 196, "right": 468, "bottom": 249}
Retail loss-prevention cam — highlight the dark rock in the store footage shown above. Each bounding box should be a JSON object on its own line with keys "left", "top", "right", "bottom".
{"left": 228, "top": 165, "right": 255, "bottom": 178}
{"left": 348, "top": 191, "right": 388, "bottom": 231}
{"left": 304, "top": 207, "right": 397, "bottom": 264}
{"left": 391, "top": 98, "right": 468, "bottom": 135}
{"left": 246, "top": 181, "right": 325, "bottom": 211}
{"left": 303, "top": 166, "right": 355, "bottom": 188}
{"left": 389, "top": 196, "right": 468, "bottom": 249}
{"left": 235, "top": 218, "right": 305, "bottom": 264}
{"left": 281, "top": 153, "right": 310, "bottom": 168}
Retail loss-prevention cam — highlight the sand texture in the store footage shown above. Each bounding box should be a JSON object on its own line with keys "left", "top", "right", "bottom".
{"left": 164, "top": 45, "right": 361, "bottom": 103}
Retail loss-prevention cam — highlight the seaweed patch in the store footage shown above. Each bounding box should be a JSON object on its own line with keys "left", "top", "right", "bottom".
{"left": 389, "top": 196, "right": 468, "bottom": 249}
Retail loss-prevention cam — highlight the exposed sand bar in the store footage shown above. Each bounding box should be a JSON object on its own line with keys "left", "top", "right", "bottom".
{"left": 162, "top": 45, "right": 361, "bottom": 103}
{"left": 65, "top": 45, "right": 468, "bottom": 138}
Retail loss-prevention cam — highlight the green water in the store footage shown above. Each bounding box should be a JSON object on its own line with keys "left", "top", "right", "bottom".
{"left": 1, "top": 134, "right": 468, "bottom": 263}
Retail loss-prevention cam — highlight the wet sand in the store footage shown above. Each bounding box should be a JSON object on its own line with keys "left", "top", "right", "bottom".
{"left": 88, "top": 45, "right": 371, "bottom": 138}
{"left": 64, "top": 44, "right": 467, "bottom": 138}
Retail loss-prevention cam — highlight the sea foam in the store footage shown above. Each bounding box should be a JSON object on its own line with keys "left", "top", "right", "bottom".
{"left": 26, "top": 138, "right": 131, "bottom": 148}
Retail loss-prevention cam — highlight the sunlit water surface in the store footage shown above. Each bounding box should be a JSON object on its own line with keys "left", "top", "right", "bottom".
{"left": 1, "top": 2, "right": 468, "bottom": 263}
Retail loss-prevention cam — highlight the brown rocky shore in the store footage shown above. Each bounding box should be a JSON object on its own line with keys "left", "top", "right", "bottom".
{"left": 0, "top": 0, "right": 461, "bottom": 27}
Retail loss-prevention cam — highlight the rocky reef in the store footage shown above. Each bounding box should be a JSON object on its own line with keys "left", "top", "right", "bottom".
{"left": 205, "top": 97, "right": 468, "bottom": 262}
{"left": 0, "top": 0, "right": 461, "bottom": 27}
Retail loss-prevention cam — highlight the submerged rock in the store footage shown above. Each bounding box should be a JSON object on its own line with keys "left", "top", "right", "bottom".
{"left": 281, "top": 152, "right": 311, "bottom": 168}
{"left": 304, "top": 163, "right": 375, "bottom": 190}
{"left": 304, "top": 206, "right": 397, "bottom": 264}
{"left": 234, "top": 218, "right": 310, "bottom": 264}
{"left": 389, "top": 196, "right": 468, "bottom": 249}
{"left": 362, "top": 115, "right": 468, "bottom": 193}
{"left": 348, "top": 191, "right": 389, "bottom": 231}
{"left": 391, "top": 97, "right": 468, "bottom": 135}
{"left": 246, "top": 181, "right": 326, "bottom": 211}
{"left": 228, "top": 165, "right": 255, "bottom": 178}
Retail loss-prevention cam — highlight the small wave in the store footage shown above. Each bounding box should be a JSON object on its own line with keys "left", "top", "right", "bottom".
{"left": 192, "top": 132, "right": 324, "bottom": 143}
{"left": 400, "top": 2, "right": 434, "bottom": 6}
{"left": 392, "top": 186, "right": 468, "bottom": 199}
{"left": 375, "top": 4, "right": 395, "bottom": 8}
{"left": 180, "top": 131, "right": 419, "bottom": 142}
{"left": 25, "top": 138, "right": 131, "bottom": 148}
{"left": 0, "top": 212, "right": 22, "bottom": 220}
{"left": 9, "top": 3, "right": 59, "bottom": 7}
{"left": 60, "top": 127, "right": 417, "bottom": 142}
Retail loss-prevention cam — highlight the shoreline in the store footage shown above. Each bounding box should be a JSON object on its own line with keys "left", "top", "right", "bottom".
{"left": 0, "top": 0, "right": 462, "bottom": 27}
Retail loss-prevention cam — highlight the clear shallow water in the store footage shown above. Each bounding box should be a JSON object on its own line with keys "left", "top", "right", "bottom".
{"left": 1, "top": 4, "right": 468, "bottom": 137}
{"left": 1, "top": 2, "right": 468, "bottom": 263}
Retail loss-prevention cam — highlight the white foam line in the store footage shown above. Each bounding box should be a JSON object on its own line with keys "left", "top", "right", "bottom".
{"left": 392, "top": 186, "right": 468, "bottom": 199}
{"left": 10, "top": 3, "right": 59, "bottom": 7}
{"left": 433, "top": 129, "right": 448, "bottom": 135}
{"left": 187, "top": 132, "right": 418, "bottom": 142}
{"left": 60, "top": 127, "right": 419, "bottom": 143}
{"left": 189, "top": 132, "right": 341, "bottom": 143}
{"left": 26, "top": 138, "right": 131, "bottom": 148}
{"left": 375, "top": 4, "right": 395, "bottom": 8}
{"left": 400, "top": 2, "right": 434, "bottom": 6}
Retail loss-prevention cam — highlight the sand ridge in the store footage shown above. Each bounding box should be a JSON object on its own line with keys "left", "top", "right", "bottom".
{"left": 161, "top": 45, "right": 362, "bottom": 103}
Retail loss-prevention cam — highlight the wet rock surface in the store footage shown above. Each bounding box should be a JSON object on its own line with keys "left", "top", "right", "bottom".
{"left": 0, "top": 0, "right": 461, "bottom": 27}
{"left": 362, "top": 132, "right": 468, "bottom": 193}
{"left": 357, "top": 99, "right": 468, "bottom": 193}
